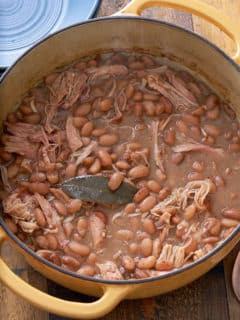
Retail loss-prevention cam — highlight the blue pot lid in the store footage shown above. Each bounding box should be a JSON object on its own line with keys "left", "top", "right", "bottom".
{"left": 0, "top": 0, "right": 101, "bottom": 68}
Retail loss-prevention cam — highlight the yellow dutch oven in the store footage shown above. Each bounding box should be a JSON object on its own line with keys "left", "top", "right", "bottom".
{"left": 0, "top": 0, "right": 240, "bottom": 318}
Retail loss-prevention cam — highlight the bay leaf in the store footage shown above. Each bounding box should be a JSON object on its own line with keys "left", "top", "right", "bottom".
{"left": 61, "top": 175, "right": 137, "bottom": 205}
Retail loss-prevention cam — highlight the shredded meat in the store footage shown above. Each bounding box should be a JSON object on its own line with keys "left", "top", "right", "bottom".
{"left": 156, "top": 244, "right": 185, "bottom": 271}
{"left": 0, "top": 165, "right": 12, "bottom": 191}
{"left": 88, "top": 64, "right": 128, "bottom": 82}
{"left": 172, "top": 141, "right": 224, "bottom": 157}
{"left": 97, "top": 261, "right": 123, "bottom": 280}
{"left": 89, "top": 212, "right": 106, "bottom": 249}
{"left": 71, "top": 141, "right": 97, "bottom": 165}
{"left": 149, "top": 120, "right": 165, "bottom": 174}
{"left": 66, "top": 116, "right": 83, "bottom": 152}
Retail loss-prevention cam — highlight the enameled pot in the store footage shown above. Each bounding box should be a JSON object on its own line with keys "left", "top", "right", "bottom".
{"left": 0, "top": 0, "right": 240, "bottom": 318}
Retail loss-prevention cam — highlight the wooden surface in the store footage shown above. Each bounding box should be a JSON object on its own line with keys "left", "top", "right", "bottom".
{"left": 0, "top": 0, "right": 240, "bottom": 319}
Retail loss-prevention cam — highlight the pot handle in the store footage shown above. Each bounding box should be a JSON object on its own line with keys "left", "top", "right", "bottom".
{"left": 114, "top": 0, "right": 240, "bottom": 65}
{"left": 0, "top": 228, "right": 131, "bottom": 319}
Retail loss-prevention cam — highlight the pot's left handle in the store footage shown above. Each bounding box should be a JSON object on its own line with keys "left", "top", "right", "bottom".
{"left": 0, "top": 228, "right": 131, "bottom": 319}
{"left": 114, "top": 0, "right": 240, "bottom": 65}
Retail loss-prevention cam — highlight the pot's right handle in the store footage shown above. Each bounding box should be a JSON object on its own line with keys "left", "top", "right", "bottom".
{"left": 115, "top": 0, "right": 240, "bottom": 65}
{"left": 0, "top": 228, "right": 132, "bottom": 319}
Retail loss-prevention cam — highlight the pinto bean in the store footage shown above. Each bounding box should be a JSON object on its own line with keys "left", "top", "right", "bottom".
{"left": 116, "top": 229, "right": 134, "bottom": 241}
{"left": 159, "top": 187, "right": 171, "bottom": 201}
{"left": 214, "top": 175, "right": 225, "bottom": 187}
{"left": 30, "top": 172, "right": 46, "bottom": 182}
{"left": 46, "top": 171, "right": 59, "bottom": 184}
{"left": 77, "top": 265, "right": 95, "bottom": 276}
{"left": 88, "top": 158, "right": 101, "bottom": 174}
{"left": 206, "top": 106, "right": 220, "bottom": 120}
{"left": 5, "top": 218, "right": 18, "bottom": 234}
{"left": 187, "top": 171, "right": 203, "bottom": 181}
{"left": 62, "top": 256, "right": 80, "bottom": 270}
{"left": 75, "top": 103, "right": 92, "bottom": 116}
{"left": 147, "top": 180, "right": 161, "bottom": 193}
{"left": 77, "top": 217, "right": 88, "bottom": 237}
{"left": 65, "top": 163, "right": 78, "bottom": 178}
{"left": 134, "top": 102, "right": 143, "bottom": 118}
{"left": 116, "top": 160, "right": 130, "bottom": 170}
{"left": 45, "top": 234, "right": 58, "bottom": 250}
{"left": 124, "top": 203, "right": 136, "bottom": 214}
{"left": 67, "top": 199, "right": 82, "bottom": 214}
{"left": 99, "top": 133, "right": 119, "bottom": 146}
{"left": 229, "top": 143, "right": 240, "bottom": 152}
{"left": 125, "top": 83, "right": 135, "bottom": 99}
{"left": 99, "top": 98, "right": 113, "bottom": 112}
{"left": 129, "top": 61, "right": 144, "bottom": 69}
{"left": 184, "top": 204, "right": 196, "bottom": 220}
{"left": 137, "top": 256, "right": 156, "bottom": 269}
{"left": 52, "top": 200, "right": 67, "bottom": 216}
{"left": 63, "top": 222, "right": 74, "bottom": 238}
{"left": 140, "top": 238, "right": 153, "bottom": 257}
{"left": 139, "top": 195, "right": 157, "bottom": 212}
{"left": 142, "top": 218, "right": 156, "bottom": 235}
{"left": 192, "top": 161, "right": 204, "bottom": 172}
{"left": 121, "top": 256, "right": 135, "bottom": 271}
{"left": 68, "top": 241, "right": 90, "bottom": 256}
{"left": 202, "top": 236, "right": 219, "bottom": 244}
{"left": 163, "top": 128, "right": 176, "bottom": 146}
{"left": 73, "top": 116, "right": 88, "bottom": 128}
{"left": 81, "top": 121, "right": 94, "bottom": 137}
{"left": 82, "top": 156, "right": 95, "bottom": 167}
{"left": 222, "top": 208, "right": 240, "bottom": 221}
{"left": 176, "top": 120, "right": 188, "bottom": 134}
{"left": 92, "top": 127, "right": 107, "bottom": 137}
{"left": 34, "top": 208, "right": 46, "bottom": 227}
{"left": 28, "top": 182, "right": 49, "bottom": 195}
{"left": 184, "top": 237, "right": 197, "bottom": 255}
{"left": 132, "top": 91, "right": 143, "bottom": 102}
{"left": 182, "top": 114, "right": 200, "bottom": 126}
{"left": 171, "top": 152, "right": 184, "bottom": 165}
{"left": 155, "top": 103, "right": 165, "bottom": 115}
{"left": 203, "top": 124, "right": 221, "bottom": 137}
{"left": 87, "top": 252, "right": 97, "bottom": 265}
{"left": 221, "top": 218, "right": 239, "bottom": 228}
{"left": 143, "top": 93, "right": 160, "bottom": 101}
{"left": 128, "top": 242, "right": 139, "bottom": 254}
{"left": 7, "top": 164, "right": 19, "bottom": 179}
{"left": 143, "top": 101, "right": 155, "bottom": 116}
{"left": 128, "top": 165, "right": 149, "bottom": 179}
{"left": 23, "top": 112, "right": 42, "bottom": 124}
{"left": 108, "top": 172, "right": 124, "bottom": 191}
{"left": 134, "top": 187, "right": 149, "bottom": 203}
{"left": 36, "top": 235, "right": 49, "bottom": 249}
{"left": 97, "top": 149, "right": 112, "bottom": 167}
{"left": 205, "top": 94, "right": 219, "bottom": 110}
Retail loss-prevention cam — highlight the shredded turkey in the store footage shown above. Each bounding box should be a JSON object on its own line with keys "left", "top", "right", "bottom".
{"left": 97, "top": 261, "right": 123, "bottom": 280}
{"left": 66, "top": 116, "right": 83, "bottom": 152}
{"left": 155, "top": 244, "right": 185, "bottom": 271}
{"left": 149, "top": 120, "right": 165, "bottom": 174}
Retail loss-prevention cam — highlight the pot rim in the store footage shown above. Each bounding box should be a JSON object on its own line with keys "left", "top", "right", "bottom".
{"left": 0, "top": 16, "right": 240, "bottom": 285}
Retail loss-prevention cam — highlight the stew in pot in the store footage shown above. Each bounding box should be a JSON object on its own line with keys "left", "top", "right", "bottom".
{"left": 1, "top": 51, "right": 239, "bottom": 280}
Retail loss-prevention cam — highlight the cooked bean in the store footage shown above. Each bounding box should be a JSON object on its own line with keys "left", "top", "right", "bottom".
{"left": 97, "top": 149, "right": 112, "bottom": 167}
{"left": 132, "top": 91, "right": 143, "bottom": 102}
{"left": 134, "top": 187, "right": 149, "bottom": 203}
{"left": 182, "top": 114, "right": 200, "bottom": 126}
{"left": 159, "top": 187, "right": 171, "bottom": 200}
{"left": 176, "top": 120, "right": 188, "bottom": 134}
{"left": 99, "top": 98, "right": 113, "bottom": 112}
{"left": 147, "top": 180, "right": 161, "bottom": 193}
{"left": 87, "top": 252, "right": 97, "bottom": 265}
{"left": 134, "top": 102, "right": 143, "bottom": 118}
{"left": 81, "top": 121, "right": 94, "bottom": 136}
{"left": 155, "top": 102, "right": 165, "bottom": 115}
{"left": 65, "top": 163, "right": 78, "bottom": 178}
{"left": 137, "top": 256, "right": 156, "bottom": 269}
{"left": 129, "top": 61, "right": 144, "bottom": 69}
{"left": 126, "top": 142, "right": 142, "bottom": 150}
{"left": 184, "top": 237, "right": 197, "bottom": 255}
{"left": 116, "top": 229, "right": 134, "bottom": 241}
{"left": 206, "top": 106, "right": 220, "bottom": 120}
{"left": 187, "top": 171, "right": 203, "bottom": 181}
{"left": 75, "top": 103, "right": 91, "bottom": 116}
{"left": 34, "top": 208, "right": 46, "bottom": 227}
{"left": 77, "top": 265, "right": 95, "bottom": 276}
{"left": 30, "top": 172, "right": 46, "bottom": 182}
{"left": 88, "top": 158, "right": 101, "bottom": 174}
{"left": 140, "top": 238, "right": 153, "bottom": 257}
{"left": 221, "top": 218, "right": 239, "bottom": 228}
{"left": 184, "top": 204, "right": 196, "bottom": 220}
{"left": 192, "top": 106, "right": 205, "bottom": 116}
{"left": 142, "top": 218, "right": 156, "bottom": 234}
{"left": 46, "top": 171, "right": 59, "bottom": 184}
{"left": 5, "top": 218, "right": 18, "bottom": 234}
{"left": 206, "top": 94, "right": 218, "bottom": 110}
{"left": 23, "top": 112, "right": 42, "bottom": 124}
{"left": 92, "top": 127, "right": 107, "bottom": 137}
{"left": 63, "top": 222, "right": 74, "bottom": 238}
{"left": 128, "top": 242, "right": 139, "bottom": 254}
{"left": 28, "top": 182, "right": 49, "bottom": 195}
{"left": 115, "top": 160, "right": 130, "bottom": 170}
{"left": 46, "top": 234, "right": 58, "bottom": 250}
{"left": 143, "top": 93, "right": 160, "bottom": 101}
{"left": 171, "top": 152, "right": 184, "bottom": 165}
{"left": 121, "top": 256, "right": 135, "bottom": 271}
{"left": 52, "top": 200, "right": 67, "bottom": 216}
{"left": 163, "top": 128, "right": 176, "bottom": 146}
{"left": 36, "top": 235, "right": 48, "bottom": 249}
{"left": 108, "top": 172, "right": 124, "bottom": 191}
{"left": 128, "top": 165, "right": 149, "bottom": 179}
{"left": 73, "top": 116, "right": 88, "bottom": 128}
{"left": 143, "top": 101, "right": 155, "bottom": 116}
{"left": 156, "top": 169, "right": 167, "bottom": 182}
{"left": 203, "top": 124, "right": 221, "bottom": 137}
{"left": 139, "top": 195, "right": 157, "bottom": 212}
{"left": 67, "top": 199, "right": 82, "bottom": 214}
{"left": 68, "top": 241, "right": 90, "bottom": 256}
{"left": 62, "top": 256, "right": 80, "bottom": 270}
{"left": 125, "top": 83, "right": 135, "bottom": 99}
{"left": 214, "top": 176, "right": 225, "bottom": 187}
{"left": 99, "top": 133, "right": 119, "bottom": 146}
{"left": 82, "top": 156, "right": 95, "bottom": 167}
{"left": 222, "top": 208, "right": 240, "bottom": 221}
{"left": 202, "top": 236, "right": 219, "bottom": 244}
{"left": 124, "top": 203, "right": 136, "bottom": 214}
{"left": 77, "top": 217, "right": 88, "bottom": 237}
{"left": 229, "top": 143, "right": 240, "bottom": 152}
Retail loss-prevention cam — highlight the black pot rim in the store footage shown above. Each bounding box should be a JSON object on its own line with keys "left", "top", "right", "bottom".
{"left": 0, "top": 15, "right": 240, "bottom": 286}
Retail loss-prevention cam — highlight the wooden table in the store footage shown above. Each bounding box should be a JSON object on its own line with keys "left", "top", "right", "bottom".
{"left": 0, "top": 1, "right": 240, "bottom": 319}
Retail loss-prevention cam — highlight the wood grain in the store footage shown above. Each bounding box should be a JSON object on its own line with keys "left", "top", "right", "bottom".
{"left": 0, "top": 1, "right": 239, "bottom": 320}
